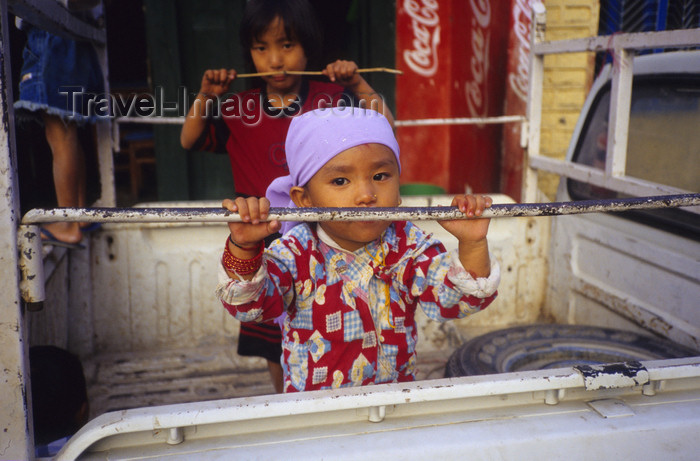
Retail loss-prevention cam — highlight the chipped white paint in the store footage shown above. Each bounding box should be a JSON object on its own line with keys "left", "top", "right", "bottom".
{"left": 575, "top": 362, "right": 649, "bottom": 391}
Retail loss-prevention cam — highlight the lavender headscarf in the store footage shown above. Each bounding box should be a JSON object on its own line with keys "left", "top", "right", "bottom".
{"left": 266, "top": 107, "right": 400, "bottom": 233}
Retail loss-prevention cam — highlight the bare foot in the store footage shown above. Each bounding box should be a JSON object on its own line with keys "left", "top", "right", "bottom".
{"left": 41, "top": 222, "right": 83, "bottom": 245}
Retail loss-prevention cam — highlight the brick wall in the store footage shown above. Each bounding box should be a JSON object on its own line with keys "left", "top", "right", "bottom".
{"left": 538, "top": 0, "right": 600, "bottom": 199}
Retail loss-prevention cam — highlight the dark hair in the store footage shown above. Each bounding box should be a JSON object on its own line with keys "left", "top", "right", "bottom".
{"left": 30, "top": 346, "right": 88, "bottom": 445}
{"left": 239, "top": 0, "right": 323, "bottom": 71}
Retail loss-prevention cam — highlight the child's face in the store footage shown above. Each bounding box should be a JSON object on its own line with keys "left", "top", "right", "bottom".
{"left": 291, "top": 143, "right": 401, "bottom": 252}
{"left": 251, "top": 16, "right": 307, "bottom": 96}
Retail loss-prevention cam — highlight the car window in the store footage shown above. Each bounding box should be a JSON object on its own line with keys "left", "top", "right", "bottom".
{"left": 568, "top": 76, "right": 700, "bottom": 240}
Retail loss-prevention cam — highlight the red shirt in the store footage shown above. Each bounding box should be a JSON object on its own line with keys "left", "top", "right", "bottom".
{"left": 193, "top": 80, "right": 350, "bottom": 196}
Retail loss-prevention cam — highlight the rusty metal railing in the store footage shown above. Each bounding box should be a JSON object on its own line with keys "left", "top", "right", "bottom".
{"left": 20, "top": 193, "right": 700, "bottom": 225}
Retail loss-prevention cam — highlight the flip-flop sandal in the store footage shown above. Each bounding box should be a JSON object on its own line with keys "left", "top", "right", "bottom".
{"left": 40, "top": 228, "right": 86, "bottom": 250}
{"left": 80, "top": 223, "right": 102, "bottom": 233}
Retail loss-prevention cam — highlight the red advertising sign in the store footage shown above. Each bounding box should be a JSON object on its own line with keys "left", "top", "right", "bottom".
{"left": 396, "top": 0, "right": 510, "bottom": 194}
{"left": 501, "top": 0, "right": 534, "bottom": 202}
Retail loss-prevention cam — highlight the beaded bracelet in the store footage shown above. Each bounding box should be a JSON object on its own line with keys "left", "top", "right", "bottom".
{"left": 228, "top": 234, "right": 259, "bottom": 250}
{"left": 222, "top": 237, "right": 264, "bottom": 276}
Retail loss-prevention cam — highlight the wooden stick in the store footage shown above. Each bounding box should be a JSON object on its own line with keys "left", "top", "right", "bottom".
{"left": 21, "top": 194, "right": 700, "bottom": 224}
{"left": 236, "top": 67, "right": 403, "bottom": 78}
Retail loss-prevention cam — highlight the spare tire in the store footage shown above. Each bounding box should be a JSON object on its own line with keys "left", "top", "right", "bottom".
{"left": 445, "top": 324, "right": 698, "bottom": 377}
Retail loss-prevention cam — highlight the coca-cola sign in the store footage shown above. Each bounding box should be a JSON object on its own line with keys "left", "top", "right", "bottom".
{"left": 396, "top": 0, "right": 510, "bottom": 193}
{"left": 508, "top": 0, "right": 532, "bottom": 103}
{"left": 465, "top": 0, "right": 491, "bottom": 119}
{"left": 402, "top": 0, "right": 441, "bottom": 77}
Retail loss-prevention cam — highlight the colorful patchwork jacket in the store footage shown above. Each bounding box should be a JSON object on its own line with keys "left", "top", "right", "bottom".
{"left": 216, "top": 221, "right": 500, "bottom": 392}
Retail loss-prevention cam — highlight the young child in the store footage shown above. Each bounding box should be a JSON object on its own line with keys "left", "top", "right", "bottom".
{"left": 215, "top": 108, "right": 500, "bottom": 393}
{"left": 181, "top": 0, "right": 392, "bottom": 392}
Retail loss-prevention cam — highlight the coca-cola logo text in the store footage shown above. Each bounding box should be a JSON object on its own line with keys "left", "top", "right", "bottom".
{"left": 465, "top": 0, "right": 491, "bottom": 119}
{"left": 508, "top": 0, "right": 532, "bottom": 103}
{"left": 402, "top": 0, "right": 441, "bottom": 78}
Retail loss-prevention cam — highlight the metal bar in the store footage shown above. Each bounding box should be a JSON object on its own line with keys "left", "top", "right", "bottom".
{"left": 528, "top": 155, "right": 695, "bottom": 199}
{"left": 7, "top": 0, "right": 106, "bottom": 44}
{"left": 532, "top": 28, "right": 700, "bottom": 56}
{"left": 606, "top": 48, "right": 633, "bottom": 177}
{"left": 17, "top": 225, "right": 44, "bottom": 304}
{"left": 0, "top": 1, "right": 33, "bottom": 458}
{"left": 115, "top": 115, "right": 527, "bottom": 128}
{"left": 20, "top": 194, "right": 700, "bottom": 225}
{"left": 395, "top": 115, "right": 525, "bottom": 128}
{"left": 523, "top": 2, "right": 547, "bottom": 203}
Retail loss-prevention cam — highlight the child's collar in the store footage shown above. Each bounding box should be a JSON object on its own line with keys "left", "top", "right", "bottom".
{"left": 316, "top": 224, "right": 386, "bottom": 255}
{"left": 316, "top": 225, "right": 347, "bottom": 253}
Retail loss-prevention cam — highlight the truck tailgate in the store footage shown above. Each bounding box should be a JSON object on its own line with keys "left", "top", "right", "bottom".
{"left": 59, "top": 357, "right": 700, "bottom": 460}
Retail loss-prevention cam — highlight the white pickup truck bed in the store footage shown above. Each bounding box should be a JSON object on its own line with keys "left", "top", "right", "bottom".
{"left": 54, "top": 37, "right": 700, "bottom": 460}
{"left": 2, "top": 4, "right": 699, "bottom": 460}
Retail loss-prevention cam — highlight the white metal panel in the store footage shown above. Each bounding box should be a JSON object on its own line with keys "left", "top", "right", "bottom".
{"left": 0, "top": 2, "right": 33, "bottom": 457}
{"left": 57, "top": 358, "right": 700, "bottom": 460}
{"left": 29, "top": 257, "right": 70, "bottom": 348}
{"left": 87, "top": 220, "right": 238, "bottom": 353}
{"left": 547, "top": 211, "right": 700, "bottom": 350}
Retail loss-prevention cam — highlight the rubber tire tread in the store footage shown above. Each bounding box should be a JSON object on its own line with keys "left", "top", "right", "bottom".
{"left": 445, "top": 324, "right": 698, "bottom": 377}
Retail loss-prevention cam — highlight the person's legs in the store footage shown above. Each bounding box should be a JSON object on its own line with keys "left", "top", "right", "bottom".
{"left": 41, "top": 113, "right": 85, "bottom": 244}
{"left": 267, "top": 360, "right": 284, "bottom": 393}
{"left": 238, "top": 320, "right": 285, "bottom": 393}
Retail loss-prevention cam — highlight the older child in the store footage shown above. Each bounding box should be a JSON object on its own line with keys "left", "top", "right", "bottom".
{"left": 180, "top": 0, "right": 393, "bottom": 197}
{"left": 216, "top": 108, "right": 499, "bottom": 393}
{"left": 182, "top": 0, "right": 392, "bottom": 392}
